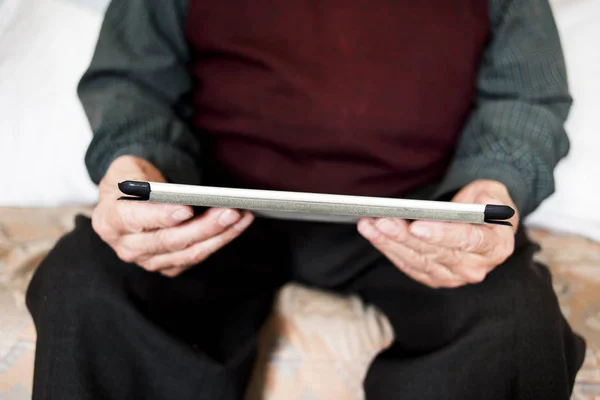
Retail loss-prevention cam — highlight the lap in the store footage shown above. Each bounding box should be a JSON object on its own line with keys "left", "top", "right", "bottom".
{"left": 27, "top": 215, "right": 585, "bottom": 399}
{"left": 349, "top": 227, "right": 585, "bottom": 399}
{"left": 350, "top": 227, "right": 556, "bottom": 351}
{"left": 27, "top": 214, "right": 289, "bottom": 366}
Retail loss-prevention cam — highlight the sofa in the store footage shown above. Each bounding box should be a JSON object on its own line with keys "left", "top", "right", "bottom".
{"left": 1, "top": 207, "right": 599, "bottom": 399}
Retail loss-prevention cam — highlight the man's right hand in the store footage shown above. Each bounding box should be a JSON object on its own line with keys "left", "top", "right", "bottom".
{"left": 92, "top": 155, "right": 254, "bottom": 277}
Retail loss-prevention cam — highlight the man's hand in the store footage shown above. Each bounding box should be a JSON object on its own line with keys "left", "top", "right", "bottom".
{"left": 92, "top": 155, "right": 253, "bottom": 277}
{"left": 357, "top": 180, "right": 519, "bottom": 288}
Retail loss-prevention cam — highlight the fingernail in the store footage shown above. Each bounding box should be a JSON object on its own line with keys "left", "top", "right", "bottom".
{"left": 410, "top": 224, "right": 431, "bottom": 239}
{"left": 359, "top": 220, "right": 380, "bottom": 240}
{"left": 376, "top": 219, "right": 398, "bottom": 236}
{"left": 233, "top": 214, "right": 253, "bottom": 231}
{"left": 172, "top": 209, "right": 193, "bottom": 222}
{"left": 218, "top": 209, "right": 241, "bottom": 227}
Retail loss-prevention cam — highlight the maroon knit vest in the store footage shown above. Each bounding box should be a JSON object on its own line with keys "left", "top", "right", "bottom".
{"left": 185, "top": 1, "right": 489, "bottom": 196}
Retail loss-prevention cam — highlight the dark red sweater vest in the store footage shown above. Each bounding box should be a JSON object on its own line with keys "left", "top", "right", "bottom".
{"left": 185, "top": 1, "right": 489, "bottom": 196}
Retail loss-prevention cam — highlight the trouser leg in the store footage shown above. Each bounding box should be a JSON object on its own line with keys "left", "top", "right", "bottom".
{"left": 350, "top": 228, "right": 586, "bottom": 400}
{"left": 26, "top": 216, "right": 289, "bottom": 400}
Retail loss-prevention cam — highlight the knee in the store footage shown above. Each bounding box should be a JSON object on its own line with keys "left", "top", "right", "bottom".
{"left": 491, "top": 250, "right": 567, "bottom": 340}
{"left": 26, "top": 216, "right": 118, "bottom": 319}
{"left": 490, "top": 250, "right": 587, "bottom": 387}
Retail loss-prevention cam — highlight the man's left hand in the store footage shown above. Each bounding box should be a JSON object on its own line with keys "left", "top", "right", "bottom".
{"left": 357, "top": 180, "right": 519, "bottom": 288}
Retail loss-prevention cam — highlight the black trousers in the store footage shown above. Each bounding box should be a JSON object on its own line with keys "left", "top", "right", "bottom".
{"left": 26, "top": 216, "right": 585, "bottom": 400}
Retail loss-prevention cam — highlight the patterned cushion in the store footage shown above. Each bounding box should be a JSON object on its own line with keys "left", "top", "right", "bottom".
{"left": 0, "top": 207, "right": 599, "bottom": 400}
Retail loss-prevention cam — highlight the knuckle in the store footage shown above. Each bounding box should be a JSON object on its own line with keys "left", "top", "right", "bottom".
{"left": 416, "top": 258, "right": 431, "bottom": 273}
{"left": 115, "top": 247, "right": 137, "bottom": 263}
{"left": 138, "top": 259, "right": 161, "bottom": 272}
{"left": 491, "top": 239, "right": 514, "bottom": 263}
{"left": 121, "top": 208, "right": 142, "bottom": 233}
{"left": 444, "top": 248, "right": 463, "bottom": 266}
{"left": 370, "top": 233, "right": 386, "bottom": 245}
{"left": 169, "top": 267, "right": 188, "bottom": 278}
{"left": 501, "top": 237, "right": 515, "bottom": 258}
{"left": 447, "top": 280, "right": 467, "bottom": 288}
{"left": 433, "top": 274, "right": 461, "bottom": 288}
{"left": 178, "top": 252, "right": 200, "bottom": 269}
{"left": 431, "top": 266, "right": 455, "bottom": 283}
{"left": 497, "top": 249, "right": 511, "bottom": 263}
{"left": 412, "top": 252, "right": 429, "bottom": 269}
{"left": 164, "top": 232, "right": 192, "bottom": 252}
{"left": 467, "top": 226, "right": 485, "bottom": 251}
{"left": 394, "top": 258, "right": 407, "bottom": 272}
{"left": 138, "top": 263, "right": 156, "bottom": 272}
{"left": 161, "top": 269, "right": 180, "bottom": 278}
{"left": 151, "top": 229, "right": 171, "bottom": 252}
{"left": 465, "top": 269, "right": 487, "bottom": 284}
{"left": 91, "top": 210, "right": 111, "bottom": 238}
{"left": 160, "top": 238, "right": 178, "bottom": 253}
{"left": 194, "top": 241, "right": 218, "bottom": 263}
{"left": 426, "top": 280, "right": 441, "bottom": 289}
{"left": 222, "top": 226, "right": 243, "bottom": 241}
{"left": 91, "top": 213, "right": 105, "bottom": 236}
{"left": 391, "top": 225, "right": 410, "bottom": 242}
{"left": 157, "top": 209, "right": 177, "bottom": 228}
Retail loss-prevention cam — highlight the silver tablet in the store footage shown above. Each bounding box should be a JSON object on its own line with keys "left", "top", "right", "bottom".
{"left": 118, "top": 181, "right": 514, "bottom": 225}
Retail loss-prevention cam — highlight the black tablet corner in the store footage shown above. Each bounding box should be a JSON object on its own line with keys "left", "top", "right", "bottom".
{"left": 118, "top": 181, "right": 151, "bottom": 200}
{"left": 484, "top": 204, "right": 515, "bottom": 225}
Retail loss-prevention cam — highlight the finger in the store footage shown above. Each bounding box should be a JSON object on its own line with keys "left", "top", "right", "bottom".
{"left": 373, "top": 242, "right": 439, "bottom": 288}
{"left": 390, "top": 228, "right": 492, "bottom": 284}
{"left": 372, "top": 218, "right": 463, "bottom": 263}
{"left": 387, "top": 240, "right": 462, "bottom": 282}
{"left": 410, "top": 219, "right": 514, "bottom": 265}
{"left": 451, "top": 181, "right": 510, "bottom": 205}
{"left": 413, "top": 225, "right": 512, "bottom": 281}
{"left": 379, "top": 239, "right": 466, "bottom": 289}
{"left": 138, "top": 212, "right": 254, "bottom": 272}
{"left": 357, "top": 217, "right": 410, "bottom": 242}
{"left": 112, "top": 200, "right": 194, "bottom": 234}
{"left": 403, "top": 234, "right": 463, "bottom": 266}
{"left": 160, "top": 266, "right": 187, "bottom": 278}
{"left": 369, "top": 218, "right": 497, "bottom": 260}
{"left": 408, "top": 221, "right": 513, "bottom": 280}
{"left": 119, "top": 208, "right": 244, "bottom": 256}
{"left": 408, "top": 221, "right": 497, "bottom": 254}
{"left": 373, "top": 218, "right": 411, "bottom": 241}
{"left": 359, "top": 220, "right": 467, "bottom": 288}
{"left": 366, "top": 215, "right": 506, "bottom": 283}
{"left": 370, "top": 218, "right": 471, "bottom": 274}
{"left": 460, "top": 194, "right": 517, "bottom": 259}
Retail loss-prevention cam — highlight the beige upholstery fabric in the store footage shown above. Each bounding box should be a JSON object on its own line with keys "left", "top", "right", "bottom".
{"left": 247, "top": 284, "right": 394, "bottom": 400}
{"left": 1, "top": 207, "right": 599, "bottom": 400}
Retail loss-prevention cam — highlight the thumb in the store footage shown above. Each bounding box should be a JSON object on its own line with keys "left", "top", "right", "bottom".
{"left": 474, "top": 193, "right": 505, "bottom": 206}
{"left": 100, "top": 156, "right": 166, "bottom": 200}
{"left": 473, "top": 193, "right": 519, "bottom": 232}
{"left": 451, "top": 180, "right": 511, "bottom": 206}
{"left": 451, "top": 181, "right": 519, "bottom": 230}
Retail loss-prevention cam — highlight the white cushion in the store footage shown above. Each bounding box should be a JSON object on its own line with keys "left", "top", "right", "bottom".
{"left": 0, "top": 0, "right": 106, "bottom": 206}
{"left": 526, "top": 0, "right": 600, "bottom": 241}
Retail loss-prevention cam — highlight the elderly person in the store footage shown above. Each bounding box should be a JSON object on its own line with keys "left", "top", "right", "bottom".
{"left": 27, "top": 0, "right": 585, "bottom": 399}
